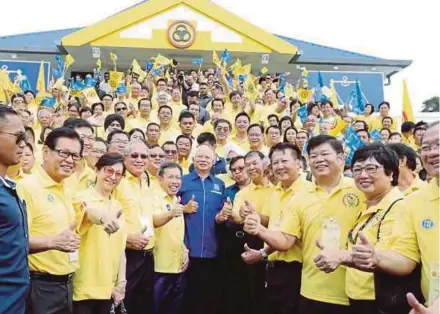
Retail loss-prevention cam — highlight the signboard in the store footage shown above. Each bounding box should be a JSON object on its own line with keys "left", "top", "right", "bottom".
{"left": 307, "top": 71, "right": 384, "bottom": 109}
{"left": 192, "top": 58, "right": 203, "bottom": 65}
{"left": 92, "top": 47, "right": 101, "bottom": 59}
{"left": 0, "top": 60, "right": 50, "bottom": 93}
{"left": 261, "top": 53, "right": 270, "bottom": 65}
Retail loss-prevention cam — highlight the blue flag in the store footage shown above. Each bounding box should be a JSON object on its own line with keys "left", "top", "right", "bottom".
{"left": 221, "top": 49, "right": 231, "bottom": 64}
{"left": 145, "top": 61, "right": 154, "bottom": 71}
{"left": 20, "top": 74, "right": 31, "bottom": 92}
{"left": 352, "top": 80, "right": 365, "bottom": 115}
{"left": 71, "top": 80, "right": 85, "bottom": 92}
{"left": 370, "top": 129, "right": 381, "bottom": 142}
{"left": 84, "top": 77, "right": 97, "bottom": 88}
{"left": 54, "top": 56, "right": 65, "bottom": 75}
{"left": 52, "top": 68, "right": 62, "bottom": 80}
{"left": 313, "top": 71, "right": 328, "bottom": 102}
{"left": 116, "top": 82, "right": 127, "bottom": 94}
{"left": 344, "top": 127, "right": 365, "bottom": 164}
{"left": 192, "top": 58, "right": 203, "bottom": 65}
{"left": 296, "top": 105, "right": 308, "bottom": 124}
{"left": 41, "top": 97, "right": 57, "bottom": 108}
{"left": 238, "top": 74, "right": 247, "bottom": 83}
{"left": 153, "top": 66, "right": 162, "bottom": 76}
{"left": 278, "top": 73, "right": 286, "bottom": 92}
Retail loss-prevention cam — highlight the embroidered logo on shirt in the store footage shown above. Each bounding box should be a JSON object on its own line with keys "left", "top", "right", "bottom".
{"left": 213, "top": 184, "right": 220, "bottom": 192}
{"left": 421, "top": 219, "right": 435, "bottom": 230}
{"left": 47, "top": 195, "right": 55, "bottom": 202}
{"left": 342, "top": 193, "right": 360, "bottom": 208}
{"left": 166, "top": 204, "right": 172, "bottom": 212}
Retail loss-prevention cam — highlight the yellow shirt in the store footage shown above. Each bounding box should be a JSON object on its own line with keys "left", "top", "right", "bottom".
{"left": 228, "top": 135, "right": 250, "bottom": 152}
{"left": 151, "top": 190, "right": 185, "bottom": 273}
{"left": 345, "top": 188, "right": 405, "bottom": 300}
{"left": 217, "top": 173, "right": 235, "bottom": 188}
{"left": 193, "top": 124, "right": 205, "bottom": 138}
{"left": 232, "top": 181, "right": 273, "bottom": 222}
{"left": 72, "top": 188, "right": 127, "bottom": 301}
{"left": 388, "top": 179, "right": 439, "bottom": 305}
{"left": 404, "top": 176, "right": 428, "bottom": 197}
{"left": 281, "top": 177, "right": 365, "bottom": 305}
{"left": 158, "top": 126, "right": 180, "bottom": 145}
{"left": 129, "top": 113, "right": 159, "bottom": 133}
{"left": 266, "top": 177, "right": 313, "bottom": 262}
{"left": 17, "top": 166, "right": 80, "bottom": 275}
{"left": 216, "top": 143, "right": 226, "bottom": 158}
{"left": 369, "top": 115, "right": 397, "bottom": 132}
{"left": 64, "top": 163, "right": 96, "bottom": 197}
{"left": 114, "top": 172, "right": 154, "bottom": 250}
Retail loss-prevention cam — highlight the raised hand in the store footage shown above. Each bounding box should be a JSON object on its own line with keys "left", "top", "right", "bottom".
{"left": 243, "top": 212, "right": 261, "bottom": 236}
{"left": 51, "top": 221, "right": 80, "bottom": 253}
{"left": 313, "top": 240, "right": 342, "bottom": 273}
{"left": 352, "top": 231, "right": 379, "bottom": 271}
{"left": 241, "top": 243, "right": 263, "bottom": 264}
{"left": 101, "top": 208, "right": 123, "bottom": 235}
{"left": 171, "top": 197, "right": 184, "bottom": 218}
{"left": 126, "top": 225, "right": 149, "bottom": 250}
{"left": 218, "top": 197, "right": 233, "bottom": 222}
{"left": 184, "top": 195, "right": 199, "bottom": 214}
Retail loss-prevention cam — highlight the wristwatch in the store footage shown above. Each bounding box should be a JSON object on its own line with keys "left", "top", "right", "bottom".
{"left": 259, "top": 248, "right": 268, "bottom": 261}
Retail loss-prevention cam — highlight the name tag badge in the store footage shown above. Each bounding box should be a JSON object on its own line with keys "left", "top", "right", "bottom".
{"left": 321, "top": 218, "right": 341, "bottom": 250}
{"left": 429, "top": 263, "right": 440, "bottom": 306}
{"left": 69, "top": 250, "right": 79, "bottom": 263}
{"left": 140, "top": 216, "right": 154, "bottom": 238}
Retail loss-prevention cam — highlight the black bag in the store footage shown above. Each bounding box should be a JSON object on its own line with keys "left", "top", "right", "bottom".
{"left": 373, "top": 199, "right": 425, "bottom": 314}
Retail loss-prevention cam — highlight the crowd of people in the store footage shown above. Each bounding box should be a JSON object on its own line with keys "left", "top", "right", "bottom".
{"left": 0, "top": 60, "right": 438, "bottom": 314}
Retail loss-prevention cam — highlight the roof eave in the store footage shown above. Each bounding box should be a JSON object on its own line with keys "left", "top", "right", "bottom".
{"left": 0, "top": 47, "right": 63, "bottom": 54}
{"left": 293, "top": 57, "right": 412, "bottom": 68}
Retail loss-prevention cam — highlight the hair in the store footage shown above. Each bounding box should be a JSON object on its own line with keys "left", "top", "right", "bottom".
{"left": 123, "top": 139, "right": 148, "bottom": 156}
{"left": 156, "top": 78, "right": 167, "bottom": 86}
{"left": 39, "top": 126, "right": 54, "bottom": 144}
{"left": 146, "top": 122, "right": 160, "bottom": 131}
{"left": 25, "top": 142, "right": 34, "bottom": 153}
{"left": 247, "top": 123, "right": 264, "bottom": 134}
{"left": 321, "top": 100, "right": 334, "bottom": 108}
{"left": 267, "top": 114, "right": 279, "bottom": 123}
{"left": 214, "top": 119, "right": 232, "bottom": 130}
{"left": 91, "top": 102, "right": 104, "bottom": 113}
{"left": 401, "top": 121, "right": 415, "bottom": 133}
{"left": 63, "top": 118, "right": 94, "bottom": 134}
{"left": 24, "top": 90, "right": 36, "bottom": 98}
{"left": 24, "top": 126, "right": 35, "bottom": 143}
{"left": 279, "top": 116, "right": 293, "bottom": 128}
{"left": 95, "top": 152, "right": 126, "bottom": 174}
{"left": 387, "top": 143, "right": 417, "bottom": 171}
{"left": 178, "top": 111, "right": 195, "bottom": 122}
{"left": 212, "top": 98, "right": 225, "bottom": 107}
{"left": 197, "top": 132, "right": 216, "bottom": 146}
{"left": 44, "top": 127, "right": 83, "bottom": 155}
{"left": 114, "top": 101, "right": 127, "bottom": 110}
{"left": 356, "top": 129, "right": 371, "bottom": 139}
{"left": 158, "top": 105, "right": 173, "bottom": 115}
{"left": 229, "top": 91, "right": 240, "bottom": 100}
{"left": 94, "top": 137, "right": 108, "bottom": 150}
{"left": 283, "top": 126, "right": 298, "bottom": 142}
{"left": 176, "top": 134, "right": 193, "bottom": 147}
{"left": 269, "top": 142, "right": 302, "bottom": 161}
{"left": 379, "top": 101, "right": 390, "bottom": 109}
{"left": 80, "top": 107, "right": 92, "bottom": 117}
{"left": 351, "top": 143, "right": 399, "bottom": 186}
{"left": 101, "top": 93, "right": 114, "bottom": 100}
{"left": 307, "top": 103, "right": 320, "bottom": 116}
{"left": 354, "top": 120, "right": 369, "bottom": 131}
{"left": 380, "top": 128, "right": 391, "bottom": 137}
{"left": 0, "top": 106, "right": 18, "bottom": 125}
{"left": 158, "top": 161, "right": 183, "bottom": 177}
{"left": 128, "top": 128, "right": 146, "bottom": 140}
{"left": 365, "top": 103, "right": 375, "bottom": 114}
{"left": 104, "top": 114, "right": 125, "bottom": 131}
{"left": 382, "top": 116, "right": 394, "bottom": 124}
{"left": 162, "top": 141, "right": 177, "bottom": 148}
{"left": 187, "top": 90, "right": 199, "bottom": 99}
{"left": 67, "top": 103, "right": 80, "bottom": 112}
{"left": 11, "top": 94, "right": 25, "bottom": 103}
{"left": 107, "top": 130, "right": 129, "bottom": 144}
{"left": 307, "top": 135, "right": 343, "bottom": 155}
{"left": 389, "top": 132, "right": 402, "bottom": 139}
{"left": 235, "top": 112, "right": 251, "bottom": 123}
{"left": 244, "top": 150, "right": 265, "bottom": 161}
{"left": 137, "top": 97, "right": 151, "bottom": 109}
{"left": 229, "top": 156, "right": 244, "bottom": 169}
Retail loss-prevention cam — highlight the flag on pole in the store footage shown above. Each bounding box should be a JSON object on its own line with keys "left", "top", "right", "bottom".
{"left": 402, "top": 80, "right": 414, "bottom": 122}
{"left": 36, "top": 61, "right": 46, "bottom": 93}
{"left": 110, "top": 53, "right": 118, "bottom": 70}
{"left": 260, "top": 67, "right": 269, "bottom": 75}
{"left": 96, "top": 58, "right": 102, "bottom": 73}
{"left": 212, "top": 51, "right": 221, "bottom": 67}
{"left": 64, "top": 54, "right": 75, "bottom": 73}
{"left": 221, "top": 49, "right": 231, "bottom": 64}
{"left": 244, "top": 75, "right": 259, "bottom": 101}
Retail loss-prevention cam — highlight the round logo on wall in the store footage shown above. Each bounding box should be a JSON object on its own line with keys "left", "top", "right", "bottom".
{"left": 167, "top": 20, "right": 196, "bottom": 49}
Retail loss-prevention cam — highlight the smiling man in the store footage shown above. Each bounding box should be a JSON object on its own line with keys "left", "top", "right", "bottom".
{"left": 17, "top": 127, "right": 83, "bottom": 314}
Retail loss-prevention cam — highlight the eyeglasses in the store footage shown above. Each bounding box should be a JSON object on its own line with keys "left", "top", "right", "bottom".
{"left": 92, "top": 149, "right": 106, "bottom": 155}
{"left": 111, "top": 139, "right": 129, "bottom": 145}
{"left": 150, "top": 154, "right": 165, "bottom": 159}
{"left": 103, "top": 167, "right": 124, "bottom": 180}
{"left": 0, "top": 131, "right": 26, "bottom": 144}
{"left": 115, "top": 107, "right": 127, "bottom": 112}
{"left": 130, "top": 153, "right": 148, "bottom": 159}
{"left": 164, "top": 149, "right": 178, "bottom": 155}
{"left": 216, "top": 127, "right": 230, "bottom": 133}
{"left": 230, "top": 166, "right": 245, "bottom": 173}
{"left": 53, "top": 148, "right": 82, "bottom": 161}
{"left": 352, "top": 165, "right": 383, "bottom": 176}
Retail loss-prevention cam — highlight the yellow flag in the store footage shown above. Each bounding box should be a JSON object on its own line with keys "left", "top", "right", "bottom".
{"left": 36, "top": 61, "right": 46, "bottom": 93}
{"left": 260, "top": 66, "right": 269, "bottom": 75}
{"left": 0, "top": 71, "right": 10, "bottom": 103}
{"left": 402, "top": 80, "right": 414, "bottom": 122}
{"left": 110, "top": 53, "right": 118, "bottom": 70}
{"left": 96, "top": 58, "right": 102, "bottom": 73}
{"left": 298, "top": 88, "right": 314, "bottom": 104}
{"left": 53, "top": 78, "right": 65, "bottom": 91}
{"left": 244, "top": 75, "right": 259, "bottom": 101}
{"left": 212, "top": 51, "right": 221, "bottom": 67}
{"left": 284, "top": 83, "right": 295, "bottom": 100}
{"left": 229, "top": 59, "right": 242, "bottom": 75}
{"left": 64, "top": 54, "right": 75, "bottom": 72}
{"left": 328, "top": 117, "right": 347, "bottom": 137}
{"left": 131, "top": 59, "right": 143, "bottom": 75}
{"left": 152, "top": 54, "right": 171, "bottom": 69}
{"left": 109, "top": 71, "right": 124, "bottom": 90}
{"left": 330, "top": 80, "right": 339, "bottom": 108}
{"left": 238, "top": 64, "right": 252, "bottom": 75}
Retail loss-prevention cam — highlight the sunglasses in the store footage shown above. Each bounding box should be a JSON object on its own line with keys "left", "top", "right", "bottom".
{"left": 150, "top": 154, "right": 165, "bottom": 159}
{"left": 103, "top": 167, "right": 124, "bottom": 180}
{"left": 164, "top": 149, "right": 178, "bottom": 155}
{"left": 130, "top": 153, "right": 148, "bottom": 159}
{"left": 115, "top": 107, "right": 127, "bottom": 112}
{"left": 0, "top": 131, "right": 27, "bottom": 144}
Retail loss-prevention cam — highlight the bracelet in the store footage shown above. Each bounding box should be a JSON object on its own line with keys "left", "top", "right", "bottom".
{"left": 259, "top": 248, "right": 268, "bottom": 261}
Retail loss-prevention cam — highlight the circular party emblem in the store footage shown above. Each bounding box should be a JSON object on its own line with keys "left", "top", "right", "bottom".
{"left": 167, "top": 20, "right": 196, "bottom": 49}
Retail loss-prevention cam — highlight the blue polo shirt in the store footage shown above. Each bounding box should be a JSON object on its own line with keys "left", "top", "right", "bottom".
{"left": 0, "top": 177, "right": 29, "bottom": 314}
{"left": 188, "top": 157, "right": 227, "bottom": 175}
{"left": 179, "top": 171, "right": 225, "bottom": 258}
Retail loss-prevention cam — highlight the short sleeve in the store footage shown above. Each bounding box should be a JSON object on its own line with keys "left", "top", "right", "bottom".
{"left": 281, "top": 207, "right": 302, "bottom": 240}
{"left": 16, "top": 182, "right": 34, "bottom": 230}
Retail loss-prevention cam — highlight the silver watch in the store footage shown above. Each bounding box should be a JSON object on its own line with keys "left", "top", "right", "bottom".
{"left": 259, "top": 248, "right": 268, "bottom": 261}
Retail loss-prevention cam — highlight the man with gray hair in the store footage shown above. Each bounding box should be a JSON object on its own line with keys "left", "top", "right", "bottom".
{"left": 113, "top": 140, "right": 155, "bottom": 314}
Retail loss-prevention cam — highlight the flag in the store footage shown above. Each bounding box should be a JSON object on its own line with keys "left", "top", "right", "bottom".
{"left": 54, "top": 56, "right": 65, "bottom": 76}
{"left": 52, "top": 68, "right": 62, "bottom": 80}
{"left": 344, "top": 127, "right": 365, "bottom": 164}
{"left": 237, "top": 64, "right": 251, "bottom": 76}
{"left": 229, "top": 59, "right": 242, "bottom": 75}
{"left": 19, "top": 73, "right": 31, "bottom": 92}
{"left": 221, "top": 49, "right": 231, "bottom": 64}
{"left": 244, "top": 75, "right": 259, "bottom": 100}
{"left": 284, "top": 83, "right": 295, "bottom": 100}
{"left": 110, "top": 53, "right": 118, "bottom": 63}
{"left": 352, "top": 80, "right": 365, "bottom": 115}
{"left": 212, "top": 51, "right": 221, "bottom": 67}
{"left": 145, "top": 61, "right": 154, "bottom": 72}
{"left": 0, "top": 71, "right": 11, "bottom": 104}
{"left": 301, "top": 67, "right": 308, "bottom": 77}
{"left": 53, "top": 78, "right": 65, "bottom": 91}
{"left": 330, "top": 80, "right": 339, "bottom": 108}
{"left": 84, "top": 77, "right": 97, "bottom": 88}
{"left": 96, "top": 58, "right": 102, "bottom": 73}
{"left": 64, "top": 54, "right": 75, "bottom": 72}
{"left": 402, "top": 80, "right": 414, "bottom": 122}
{"left": 313, "top": 71, "right": 327, "bottom": 102}
{"left": 370, "top": 129, "right": 381, "bottom": 142}
{"left": 298, "top": 88, "right": 314, "bottom": 104}
{"left": 260, "top": 67, "right": 269, "bottom": 75}
{"left": 192, "top": 58, "right": 203, "bottom": 65}
{"left": 131, "top": 59, "right": 144, "bottom": 76}
{"left": 152, "top": 54, "right": 171, "bottom": 69}
{"left": 36, "top": 61, "right": 46, "bottom": 93}
{"left": 278, "top": 73, "right": 286, "bottom": 92}
{"left": 116, "top": 82, "right": 127, "bottom": 94}
{"left": 109, "top": 71, "right": 123, "bottom": 90}
{"left": 296, "top": 105, "right": 308, "bottom": 124}
{"left": 40, "top": 96, "right": 57, "bottom": 108}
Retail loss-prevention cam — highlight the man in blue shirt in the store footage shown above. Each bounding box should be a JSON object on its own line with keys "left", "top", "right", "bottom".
{"left": 179, "top": 145, "right": 227, "bottom": 314}
{"left": 0, "top": 106, "right": 29, "bottom": 314}
{"left": 188, "top": 132, "right": 227, "bottom": 175}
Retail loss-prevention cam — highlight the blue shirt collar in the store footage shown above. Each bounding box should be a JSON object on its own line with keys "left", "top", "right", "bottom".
{"left": 188, "top": 170, "right": 216, "bottom": 181}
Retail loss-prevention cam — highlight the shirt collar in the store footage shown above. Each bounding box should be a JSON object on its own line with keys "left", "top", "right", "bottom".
{"left": 36, "top": 166, "right": 64, "bottom": 188}
{"left": 275, "top": 175, "right": 308, "bottom": 194}
{"left": 362, "top": 187, "right": 403, "bottom": 215}
{"left": 188, "top": 170, "right": 215, "bottom": 181}
{"left": 0, "top": 176, "right": 13, "bottom": 188}
{"left": 310, "top": 175, "right": 353, "bottom": 193}
{"left": 428, "top": 178, "right": 440, "bottom": 201}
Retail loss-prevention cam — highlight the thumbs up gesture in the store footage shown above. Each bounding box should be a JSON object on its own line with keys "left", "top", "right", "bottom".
{"left": 184, "top": 195, "right": 199, "bottom": 214}
{"left": 241, "top": 243, "right": 263, "bottom": 264}
{"left": 171, "top": 197, "right": 184, "bottom": 218}
{"left": 313, "top": 240, "right": 343, "bottom": 273}
{"left": 352, "top": 231, "right": 380, "bottom": 271}
{"left": 51, "top": 221, "right": 81, "bottom": 253}
{"left": 243, "top": 210, "right": 261, "bottom": 236}
{"left": 239, "top": 200, "right": 257, "bottom": 219}
{"left": 218, "top": 197, "right": 233, "bottom": 222}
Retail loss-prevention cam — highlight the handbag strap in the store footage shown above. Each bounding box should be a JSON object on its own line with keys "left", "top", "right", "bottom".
{"left": 376, "top": 198, "right": 403, "bottom": 241}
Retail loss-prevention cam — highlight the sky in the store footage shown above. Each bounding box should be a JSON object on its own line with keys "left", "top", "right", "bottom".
{"left": 1, "top": 0, "right": 439, "bottom": 116}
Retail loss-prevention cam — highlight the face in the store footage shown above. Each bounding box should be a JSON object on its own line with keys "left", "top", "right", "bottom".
{"left": 20, "top": 145, "right": 35, "bottom": 173}
{"left": 159, "top": 167, "right": 182, "bottom": 196}
{"left": 159, "top": 108, "right": 172, "bottom": 124}
{"left": 199, "top": 84, "right": 208, "bottom": 96}
{"left": 163, "top": 144, "right": 178, "bottom": 162}
{"left": 188, "top": 105, "right": 200, "bottom": 119}
{"left": 365, "top": 105, "right": 373, "bottom": 115}
{"left": 230, "top": 159, "right": 248, "bottom": 185}
{"left": 268, "top": 117, "right": 278, "bottom": 126}
{"left": 321, "top": 103, "right": 333, "bottom": 116}
{"left": 146, "top": 125, "right": 160, "bottom": 142}
{"left": 215, "top": 122, "right": 231, "bottom": 142}
{"left": 382, "top": 118, "right": 392, "bottom": 129}
{"left": 39, "top": 111, "right": 52, "bottom": 127}
{"left": 93, "top": 105, "right": 103, "bottom": 115}
{"left": 271, "top": 150, "right": 300, "bottom": 183}
{"left": 130, "top": 131, "right": 145, "bottom": 142}
{"left": 115, "top": 103, "right": 128, "bottom": 118}
{"left": 147, "top": 146, "right": 165, "bottom": 171}
{"left": 267, "top": 128, "right": 281, "bottom": 146}
{"left": 265, "top": 90, "right": 275, "bottom": 103}
{"left": 138, "top": 100, "right": 151, "bottom": 116}
{"left": 285, "top": 129, "right": 297, "bottom": 143}
{"left": 212, "top": 101, "right": 224, "bottom": 113}
{"left": 248, "top": 126, "right": 263, "bottom": 149}
{"left": 12, "top": 97, "right": 25, "bottom": 112}
{"left": 244, "top": 154, "right": 264, "bottom": 181}
{"left": 0, "top": 115, "right": 26, "bottom": 166}
{"left": 108, "top": 133, "right": 129, "bottom": 154}
{"left": 68, "top": 128, "right": 90, "bottom": 160}
{"left": 358, "top": 131, "right": 370, "bottom": 145}
{"left": 280, "top": 120, "right": 292, "bottom": 132}
{"left": 131, "top": 84, "right": 141, "bottom": 97}
{"left": 124, "top": 142, "right": 148, "bottom": 177}
{"left": 420, "top": 125, "right": 439, "bottom": 177}
{"left": 68, "top": 106, "right": 79, "bottom": 118}
{"left": 353, "top": 121, "right": 366, "bottom": 131}
{"left": 24, "top": 92, "right": 34, "bottom": 104}
{"left": 176, "top": 138, "right": 191, "bottom": 157}
{"left": 180, "top": 118, "right": 195, "bottom": 136}
{"left": 43, "top": 137, "right": 82, "bottom": 181}
{"left": 320, "top": 122, "right": 331, "bottom": 135}
{"left": 102, "top": 96, "right": 113, "bottom": 109}
{"left": 107, "top": 121, "right": 122, "bottom": 133}
{"left": 157, "top": 81, "right": 167, "bottom": 92}
{"left": 388, "top": 134, "right": 402, "bottom": 143}
{"left": 415, "top": 129, "right": 426, "bottom": 145}
{"left": 81, "top": 110, "right": 92, "bottom": 119}
{"left": 379, "top": 104, "right": 389, "bottom": 116}
{"left": 353, "top": 157, "right": 392, "bottom": 197}
{"left": 89, "top": 141, "right": 107, "bottom": 167}
{"left": 193, "top": 145, "right": 214, "bottom": 173}
{"left": 308, "top": 142, "right": 344, "bottom": 180}
{"left": 295, "top": 132, "right": 308, "bottom": 149}
{"left": 231, "top": 94, "right": 242, "bottom": 106}
{"left": 235, "top": 116, "right": 250, "bottom": 133}
{"left": 20, "top": 111, "right": 31, "bottom": 127}
{"left": 305, "top": 115, "right": 317, "bottom": 130}
{"left": 96, "top": 163, "right": 124, "bottom": 192}
{"left": 380, "top": 130, "right": 390, "bottom": 142}
{"left": 311, "top": 106, "right": 320, "bottom": 117}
